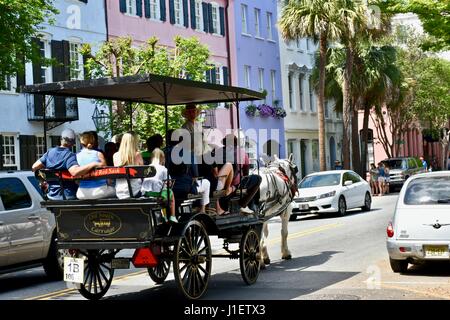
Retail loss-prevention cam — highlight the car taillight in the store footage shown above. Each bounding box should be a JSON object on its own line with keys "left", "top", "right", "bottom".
{"left": 387, "top": 222, "right": 394, "bottom": 238}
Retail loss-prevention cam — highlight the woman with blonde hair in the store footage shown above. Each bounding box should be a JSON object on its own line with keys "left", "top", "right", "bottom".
{"left": 113, "top": 132, "right": 144, "bottom": 199}
{"left": 76, "top": 131, "right": 115, "bottom": 199}
{"left": 141, "top": 148, "right": 178, "bottom": 223}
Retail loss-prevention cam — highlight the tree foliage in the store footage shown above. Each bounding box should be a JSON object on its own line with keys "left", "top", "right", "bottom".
{"left": 81, "top": 36, "right": 213, "bottom": 140}
{"left": 0, "top": 0, "right": 57, "bottom": 83}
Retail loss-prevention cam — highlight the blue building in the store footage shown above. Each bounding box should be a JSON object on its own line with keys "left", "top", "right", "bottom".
{"left": 230, "top": 0, "right": 286, "bottom": 164}
{"left": 0, "top": 0, "right": 107, "bottom": 170}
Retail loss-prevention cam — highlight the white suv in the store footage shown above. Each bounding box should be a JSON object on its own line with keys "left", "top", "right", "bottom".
{"left": 0, "top": 171, "right": 63, "bottom": 279}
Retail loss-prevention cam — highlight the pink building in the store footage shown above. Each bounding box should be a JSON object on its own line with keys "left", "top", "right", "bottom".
{"left": 107, "top": 0, "right": 235, "bottom": 140}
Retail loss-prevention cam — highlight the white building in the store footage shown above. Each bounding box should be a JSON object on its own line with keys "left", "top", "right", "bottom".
{"left": 277, "top": 1, "right": 343, "bottom": 178}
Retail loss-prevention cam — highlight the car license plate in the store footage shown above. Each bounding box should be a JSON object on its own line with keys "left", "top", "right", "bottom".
{"left": 112, "top": 258, "right": 130, "bottom": 269}
{"left": 64, "top": 257, "right": 85, "bottom": 283}
{"left": 299, "top": 204, "right": 309, "bottom": 210}
{"left": 424, "top": 245, "right": 449, "bottom": 258}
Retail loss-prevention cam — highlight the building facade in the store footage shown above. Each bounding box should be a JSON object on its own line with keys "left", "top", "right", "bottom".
{"left": 0, "top": 0, "right": 107, "bottom": 171}
{"left": 278, "top": 2, "right": 342, "bottom": 178}
{"left": 228, "top": 0, "right": 285, "bottom": 164}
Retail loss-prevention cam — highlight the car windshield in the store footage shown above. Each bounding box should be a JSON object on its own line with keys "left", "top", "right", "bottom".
{"left": 404, "top": 176, "right": 450, "bottom": 205}
{"left": 383, "top": 159, "right": 406, "bottom": 169}
{"left": 299, "top": 173, "right": 341, "bottom": 188}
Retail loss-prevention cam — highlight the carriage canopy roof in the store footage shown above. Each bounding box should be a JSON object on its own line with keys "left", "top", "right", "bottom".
{"left": 22, "top": 73, "right": 265, "bottom": 105}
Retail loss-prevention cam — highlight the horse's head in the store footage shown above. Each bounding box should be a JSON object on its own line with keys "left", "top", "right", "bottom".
{"left": 270, "top": 154, "right": 299, "bottom": 195}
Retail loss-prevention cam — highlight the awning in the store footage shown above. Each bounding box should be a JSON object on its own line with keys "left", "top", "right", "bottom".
{"left": 22, "top": 73, "right": 265, "bottom": 105}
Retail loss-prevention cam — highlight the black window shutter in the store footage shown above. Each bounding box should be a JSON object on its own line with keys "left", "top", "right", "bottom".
{"left": 160, "top": 0, "right": 166, "bottom": 21}
{"left": 202, "top": 2, "right": 208, "bottom": 32}
{"left": 210, "top": 66, "right": 216, "bottom": 84}
{"left": 169, "top": 0, "right": 175, "bottom": 24}
{"left": 20, "top": 135, "right": 37, "bottom": 170}
{"left": 50, "top": 136, "right": 60, "bottom": 148}
{"left": 223, "top": 66, "right": 229, "bottom": 86}
{"left": 144, "top": 0, "right": 151, "bottom": 18}
{"left": 205, "top": 69, "right": 211, "bottom": 83}
{"left": 136, "top": 0, "right": 143, "bottom": 17}
{"left": 208, "top": 3, "right": 213, "bottom": 34}
{"left": 32, "top": 38, "right": 44, "bottom": 117}
{"left": 16, "top": 71, "right": 25, "bottom": 93}
{"left": 190, "top": 0, "right": 196, "bottom": 29}
{"left": 219, "top": 7, "right": 225, "bottom": 36}
{"left": 62, "top": 40, "right": 70, "bottom": 81}
{"left": 119, "top": 0, "right": 127, "bottom": 13}
{"left": 0, "top": 134, "right": 3, "bottom": 170}
{"left": 183, "top": 0, "right": 189, "bottom": 27}
{"left": 51, "top": 40, "right": 64, "bottom": 82}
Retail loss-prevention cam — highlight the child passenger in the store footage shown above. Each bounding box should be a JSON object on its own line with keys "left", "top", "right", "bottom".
{"left": 76, "top": 132, "right": 116, "bottom": 200}
{"left": 141, "top": 148, "right": 178, "bottom": 223}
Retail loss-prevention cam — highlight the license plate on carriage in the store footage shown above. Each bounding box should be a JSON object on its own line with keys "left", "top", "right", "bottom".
{"left": 112, "top": 258, "right": 130, "bottom": 269}
{"left": 64, "top": 257, "right": 85, "bottom": 284}
{"left": 299, "top": 204, "right": 309, "bottom": 211}
{"left": 424, "top": 245, "right": 449, "bottom": 258}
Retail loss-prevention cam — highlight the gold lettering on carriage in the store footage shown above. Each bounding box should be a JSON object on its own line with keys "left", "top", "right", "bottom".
{"left": 84, "top": 212, "right": 122, "bottom": 236}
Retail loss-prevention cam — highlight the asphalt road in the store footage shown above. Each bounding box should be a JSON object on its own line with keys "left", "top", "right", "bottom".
{"left": 2, "top": 193, "right": 450, "bottom": 301}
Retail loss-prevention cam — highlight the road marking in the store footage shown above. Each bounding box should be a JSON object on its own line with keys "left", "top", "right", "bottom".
{"left": 26, "top": 270, "right": 147, "bottom": 301}
{"left": 380, "top": 282, "right": 450, "bottom": 300}
{"left": 267, "top": 222, "right": 343, "bottom": 245}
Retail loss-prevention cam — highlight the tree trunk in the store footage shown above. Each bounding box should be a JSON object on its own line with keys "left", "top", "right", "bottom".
{"left": 361, "top": 101, "right": 370, "bottom": 179}
{"left": 351, "top": 98, "right": 362, "bottom": 176}
{"left": 318, "top": 35, "right": 327, "bottom": 171}
{"left": 342, "top": 46, "right": 354, "bottom": 169}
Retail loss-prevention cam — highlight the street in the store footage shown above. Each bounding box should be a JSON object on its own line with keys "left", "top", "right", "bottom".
{"left": 2, "top": 193, "right": 450, "bottom": 301}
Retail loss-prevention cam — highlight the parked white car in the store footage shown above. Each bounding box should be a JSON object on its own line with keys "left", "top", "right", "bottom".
{"left": 386, "top": 171, "right": 450, "bottom": 273}
{"left": 0, "top": 171, "right": 63, "bottom": 279}
{"left": 290, "top": 170, "right": 372, "bottom": 220}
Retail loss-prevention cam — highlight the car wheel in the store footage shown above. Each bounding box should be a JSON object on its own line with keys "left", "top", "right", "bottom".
{"left": 389, "top": 258, "right": 408, "bottom": 273}
{"left": 289, "top": 214, "right": 297, "bottom": 222}
{"left": 337, "top": 196, "right": 347, "bottom": 217}
{"left": 361, "top": 192, "right": 371, "bottom": 212}
{"left": 42, "top": 234, "right": 64, "bottom": 280}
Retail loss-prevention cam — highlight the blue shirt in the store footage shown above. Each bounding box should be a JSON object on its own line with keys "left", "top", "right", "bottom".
{"left": 39, "top": 147, "right": 78, "bottom": 199}
{"left": 76, "top": 148, "right": 106, "bottom": 189}
{"left": 422, "top": 160, "right": 428, "bottom": 169}
{"left": 378, "top": 167, "right": 385, "bottom": 177}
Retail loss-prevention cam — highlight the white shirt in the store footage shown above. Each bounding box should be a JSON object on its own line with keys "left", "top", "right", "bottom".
{"left": 182, "top": 121, "right": 210, "bottom": 156}
{"left": 141, "top": 164, "right": 168, "bottom": 193}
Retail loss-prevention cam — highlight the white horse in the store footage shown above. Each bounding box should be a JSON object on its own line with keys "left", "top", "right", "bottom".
{"left": 256, "top": 154, "right": 298, "bottom": 268}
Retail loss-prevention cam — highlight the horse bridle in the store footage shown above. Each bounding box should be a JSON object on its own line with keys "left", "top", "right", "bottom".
{"left": 268, "top": 159, "right": 299, "bottom": 201}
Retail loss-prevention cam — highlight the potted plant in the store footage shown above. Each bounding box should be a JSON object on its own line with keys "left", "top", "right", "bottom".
{"left": 245, "top": 104, "right": 258, "bottom": 117}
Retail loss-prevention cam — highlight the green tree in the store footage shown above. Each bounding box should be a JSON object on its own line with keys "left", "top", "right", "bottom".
{"left": 0, "top": 0, "right": 57, "bottom": 86}
{"left": 381, "top": 0, "right": 450, "bottom": 51}
{"left": 279, "top": 0, "right": 343, "bottom": 171}
{"left": 81, "top": 36, "right": 212, "bottom": 140}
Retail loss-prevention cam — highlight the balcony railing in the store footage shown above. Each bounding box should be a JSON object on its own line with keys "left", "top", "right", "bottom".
{"left": 26, "top": 94, "right": 78, "bottom": 122}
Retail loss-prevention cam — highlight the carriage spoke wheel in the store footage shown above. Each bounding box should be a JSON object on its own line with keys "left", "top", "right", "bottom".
{"left": 173, "top": 220, "right": 211, "bottom": 299}
{"left": 148, "top": 244, "right": 171, "bottom": 284}
{"left": 239, "top": 228, "right": 261, "bottom": 285}
{"left": 78, "top": 250, "right": 114, "bottom": 300}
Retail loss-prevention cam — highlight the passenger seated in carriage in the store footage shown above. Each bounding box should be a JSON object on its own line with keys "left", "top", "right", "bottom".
{"left": 141, "top": 148, "right": 178, "bottom": 223}
{"left": 165, "top": 130, "right": 210, "bottom": 213}
{"left": 113, "top": 132, "right": 144, "bottom": 199}
{"left": 76, "top": 131, "right": 116, "bottom": 200}
{"left": 31, "top": 129, "right": 101, "bottom": 200}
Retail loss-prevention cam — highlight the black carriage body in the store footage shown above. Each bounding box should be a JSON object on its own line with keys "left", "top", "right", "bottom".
{"left": 45, "top": 198, "right": 161, "bottom": 249}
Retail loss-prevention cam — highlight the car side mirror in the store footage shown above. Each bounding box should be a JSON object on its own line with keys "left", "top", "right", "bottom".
{"left": 344, "top": 180, "right": 353, "bottom": 186}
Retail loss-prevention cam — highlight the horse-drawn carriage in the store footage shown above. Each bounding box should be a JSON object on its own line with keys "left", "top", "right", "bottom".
{"left": 23, "top": 74, "right": 297, "bottom": 300}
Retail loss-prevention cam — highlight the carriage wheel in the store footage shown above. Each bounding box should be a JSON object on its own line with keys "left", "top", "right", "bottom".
{"left": 148, "top": 244, "right": 171, "bottom": 284}
{"left": 239, "top": 228, "right": 261, "bottom": 285}
{"left": 78, "top": 250, "right": 114, "bottom": 300}
{"left": 173, "top": 220, "right": 211, "bottom": 299}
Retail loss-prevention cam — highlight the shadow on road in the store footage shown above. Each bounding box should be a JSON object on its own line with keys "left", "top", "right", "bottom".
{"left": 292, "top": 208, "right": 382, "bottom": 222}
{"left": 0, "top": 269, "right": 54, "bottom": 293}
{"left": 406, "top": 261, "right": 450, "bottom": 277}
{"left": 104, "top": 251, "right": 358, "bottom": 301}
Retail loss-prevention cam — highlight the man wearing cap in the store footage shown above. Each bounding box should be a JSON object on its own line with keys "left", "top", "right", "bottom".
{"left": 32, "top": 128, "right": 101, "bottom": 200}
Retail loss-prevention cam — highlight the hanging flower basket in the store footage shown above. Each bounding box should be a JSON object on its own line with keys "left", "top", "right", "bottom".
{"left": 245, "top": 103, "right": 286, "bottom": 119}
{"left": 245, "top": 104, "right": 258, "bottom": 117}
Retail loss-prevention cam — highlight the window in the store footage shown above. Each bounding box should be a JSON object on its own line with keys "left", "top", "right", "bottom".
{"left": 299, "top": 73, "right": 304, "bottom": 111}
{"left": 267, "top": 12, "right": 273, "bottom": 40}
{"left": 244, "top": 65, "right": 251, "bottom": 88}
{"left": 38, "top": 39, "right": 52, "bottom": 83}
{"left": 36, "top": 136, "right": 46, "bottom": 159}
{"left": 270, "top": 70, "right": 276, "bottom": 102}
{"left": 126, "top": 0, "right": 137, "bottom": 15}
{"left": 306, "top": 38, "right": 311, "bottom": 51}
{"left": 309, "top": 76, "right": 315, "bottom": 112}
{"left": 258, "top": 68, "right": 264, "bottom": 92}
{"left": 150, "top": 0, "right": 159, "bottom": 19}
{"left": 212, "top": 5, "right": 219, "bottom": 34}
{"left": 0, "top": 178, "right": 32, "bottom": 211}
{"left": 325, "top": 100, "right": 330, "bottom": 118}
{"left": 296, "top": 38, "right": 301, "bottom": 49}
{"left": 241, "top": 4, "right": 248, "bottom": 34}
{"left": 215, "top": 66, "right": 222, "bottom": 84}
{"left": 349, "top": 172, "right": 362, "bottom": 183}
{"left": 254, "top": 8, "right": 261, "bottom": 37}
{"left": 195, "top": 0, "right": 203, "bottom": 31}
{"left": 69, "top": 42, "right": 83, "bottom": 80}
{"left": 2, "top": 135, "right": 16, "bottom": 168}
{"left": 288, "top": 73, "right": 294, "bottom": 111}
{"left": 1, "top": 75, "right": 16, "bottom": 93}
{"left": 174, "top": 0, "right": 183, "bottom": 26}
{"left": 404, "top": 176, "right": 450, "bottom": 205}
{"left": 27, "top": 176, "right": 44, "bottom": 198}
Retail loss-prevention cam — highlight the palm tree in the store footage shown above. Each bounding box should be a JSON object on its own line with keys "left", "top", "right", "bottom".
{"left": 279, "top": 0, "right": 342, "bottom": 171}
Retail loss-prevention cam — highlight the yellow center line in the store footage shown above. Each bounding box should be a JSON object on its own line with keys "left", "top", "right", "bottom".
{"left": 27, "top": 270, "right": 148, "bottom": 301}
{"left": 267, "top": 223, "right": 343, "bottom": 245}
